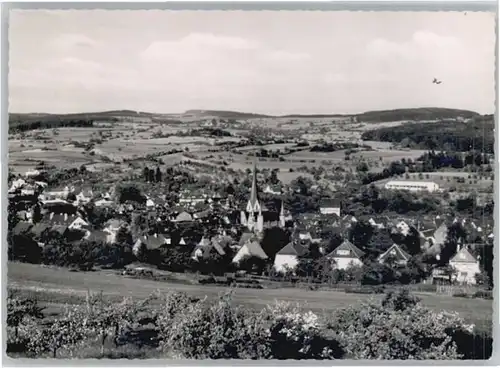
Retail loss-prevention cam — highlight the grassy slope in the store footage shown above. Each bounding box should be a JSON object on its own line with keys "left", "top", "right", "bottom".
{"left": 8, "top": 262, "right": 493, "bottom": 331}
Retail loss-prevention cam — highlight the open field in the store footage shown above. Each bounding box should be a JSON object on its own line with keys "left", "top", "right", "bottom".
{"left": 8, "top": 262, "right": 493, "bottom": 331}
{"left": 7, "top": 111, "right": 438, "bottom": 178}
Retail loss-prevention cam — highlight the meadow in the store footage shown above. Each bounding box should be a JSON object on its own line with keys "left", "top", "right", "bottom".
{"left": 8, "top": 262, "right": 493, "bottom": 332}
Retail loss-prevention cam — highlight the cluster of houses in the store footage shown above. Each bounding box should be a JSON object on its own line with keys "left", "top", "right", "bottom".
{"left": 8, "top": 162, "right": 493, "bottom": 285}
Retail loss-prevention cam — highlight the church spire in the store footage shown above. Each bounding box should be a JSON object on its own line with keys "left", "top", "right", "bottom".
{"left": 246, "top": 156, "right": 261, "bottom": 214}
{"left": 250, "top": 157, "right": 258, "bottom": 205}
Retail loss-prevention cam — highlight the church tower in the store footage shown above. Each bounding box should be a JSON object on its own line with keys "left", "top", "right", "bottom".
{"left": 245, "top": 158, "right": 262, "bottom": 232}
{"left": 246, "top": 158, "right": 261, "bottom": 214}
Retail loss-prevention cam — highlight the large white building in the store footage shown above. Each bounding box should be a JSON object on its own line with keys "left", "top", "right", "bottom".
{"left": 384, "top": 180, "right": 440, "bottom": 193}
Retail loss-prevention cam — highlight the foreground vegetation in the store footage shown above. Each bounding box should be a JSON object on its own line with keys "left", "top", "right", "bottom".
{"left": 6, "top": 289, "right": 492, "bottom": 360}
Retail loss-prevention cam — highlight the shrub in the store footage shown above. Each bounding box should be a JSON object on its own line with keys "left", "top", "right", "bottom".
{"left": 344, "top": 285, "right": 385, "bottom": 294}
{"left": 160, "top": 292, "right": 271, "bottom": 359}
{"left": 452, "top": 292, "right": 470, "bottom": 299}
{"left": 328, "top": 290, "right": 471, "bottom": 359}
{"left": 25, "top": 305, "right": 91, "bottom": 358}
{"left": 159, "top": 293, "right": 342, "bottom": 360}
{"left": 266, "top": 301, "right": 343, "bottom": 359}
{"left": 472, "top": 290, "right": 493, "bottom": 300}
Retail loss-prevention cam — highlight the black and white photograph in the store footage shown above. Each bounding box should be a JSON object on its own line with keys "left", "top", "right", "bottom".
{"left": 5, "top": 7, "right": 496, "bottom": 361}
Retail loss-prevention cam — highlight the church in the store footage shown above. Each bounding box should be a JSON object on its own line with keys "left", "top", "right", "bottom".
{"left": 240, "top": 160, "right": 289, "bottom": 233}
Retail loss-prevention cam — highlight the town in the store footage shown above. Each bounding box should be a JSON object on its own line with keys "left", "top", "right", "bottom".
{"left": 8, "top": 110, "right": 495, "bottom": 293}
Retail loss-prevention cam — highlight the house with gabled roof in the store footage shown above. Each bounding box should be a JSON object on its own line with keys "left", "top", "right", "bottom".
{"left": 232, "top": 240, "right": 268, "bottom": 264}
{"left": 449, "top": 246, "right": 481, "bottom": 285}
{"left": 13, "top": 221, "right": 33, "bottom": 236}
{"left": 191, "top": 235, "right": 227, "bottom": 261}
{"left": 341, "top": 215, "right": 357, "bottom": 229}
{"left": 378, "top": 244, "right": 411, "bottom": 266}
{"left": 30, "top": 223, "right": 51, "bottom": 240}
{"left": 174, "top": 211, "right": 193, "bottom": 223}
{"left": 426, "top": 221, "right": 449, "bottom": 255}
{"left": 319, "top": 198, "right": 341, "bottom": 216}
{"left": 74, "top": 188, "right": 93, "bottom": 204}
{"left": 273, "top": 242, "right": 308, "bottom": 273}
{"left": 103, "top": 219, "right": 128, "bottom": 243}
{"left": 133, "top": 233, "right": 168, "bottom": 255}
{"left": 67, "top": 215, "right": 89, "bottom": 231}
{"left": 238, "top": 232, "right": 254, "bottom": 247}
{"left": 326, "top": 240, "right": 365, "bottom": 270}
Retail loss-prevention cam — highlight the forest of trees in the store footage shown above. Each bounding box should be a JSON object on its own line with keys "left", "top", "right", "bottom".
{"left": 310, "top": 142, "right": 366, "bottom": 152}
{"left": 361, "top": 117, "right": 494, "bottom": 153}
{"left": 8, "top": 113, "right": 120, "bottom": 133}
{"left": 356, "top": 108, "right": 479, "bottom": 123}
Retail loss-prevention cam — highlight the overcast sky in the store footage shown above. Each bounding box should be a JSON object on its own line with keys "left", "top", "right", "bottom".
{"left": 9, "top": 10, "right": 496, "bottom": 115}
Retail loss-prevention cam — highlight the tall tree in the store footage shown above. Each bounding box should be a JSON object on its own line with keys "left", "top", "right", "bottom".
{"left": 148, "top": 169, "right": 155, "bottom": 183}
{"left": 155, "top": 167, "right": 162, "bottom": 183}
{"left": 348, "top": 221, "right": 374, "bottom": 251}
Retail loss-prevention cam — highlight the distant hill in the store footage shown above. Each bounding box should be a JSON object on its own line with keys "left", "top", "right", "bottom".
{"left": 280, "top": 114, "right": 349, "bottom": 119}
{"left": 9, "top": 107, "right": 485, "bottom": 132}
{"left": 355, "top": 107, "right": 480, "bottom": 123}
{"left": 182, "top": 107, "right": 480, "bottom": 121}
{"left": 183, "top": 110, "right": 272, "bottom": 120}
{"left": 361, "top": 114, "right": 494, "bottom": 153}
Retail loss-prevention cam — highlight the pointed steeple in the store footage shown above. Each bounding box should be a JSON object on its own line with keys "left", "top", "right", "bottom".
{"left": 250, "top": 158, "right": 258, "bottom": 205}
{"left": 246, "top": 157, "right": 261, "bottom": 213}
{"left": 279, "top": 200, "right": 286, "bottom": 228}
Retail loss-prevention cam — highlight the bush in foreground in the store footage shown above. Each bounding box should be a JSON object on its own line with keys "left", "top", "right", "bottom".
{"left": 328, "top": 289, "right": 473, "bottom": 360}
{"left": 7, "top": 289, "right": 489, "bottom": 360}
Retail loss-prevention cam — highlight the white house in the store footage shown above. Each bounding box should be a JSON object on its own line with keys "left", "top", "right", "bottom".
{"left": 263, "top": 184, "right": 282, "bottom": 195}
{"left": 232, "top": 240, "right": 268, "bottom": 264}
{"left": 395, "top": 220, "right": 411, "bottom": 236}
{"left": 25, "top": 169, "right": 41, "bottom": 178}
{"left": 385, "top": 180, "right": 440, "bottom": 193}
{"left": 43, "top": 186, "right": 72, "bottom": 200}
{"left": 326, "top": 240, "right": 365, "bottom": 270}
{"left": 319, "top": 198, "right": 341, "bottom": 216}
{"left": 104, "top": 219, "right": 127, "bottom": 243}
{"left": 449, "top": 246, "right": 481, "bottom": 285}
{"left": 9, "top": 178, "right": 26, "bottom": 193}
{"left": 75, "top": 190, "right": 92, "bottom": 204}
{"left": 68, "top": 216, "right": 89, "bottom": 231}
{"left": 95, "top": 199, "right": 114, "bottom": 207}
{"left": 273, "top": 242, "right": 308, "bottom": 273}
